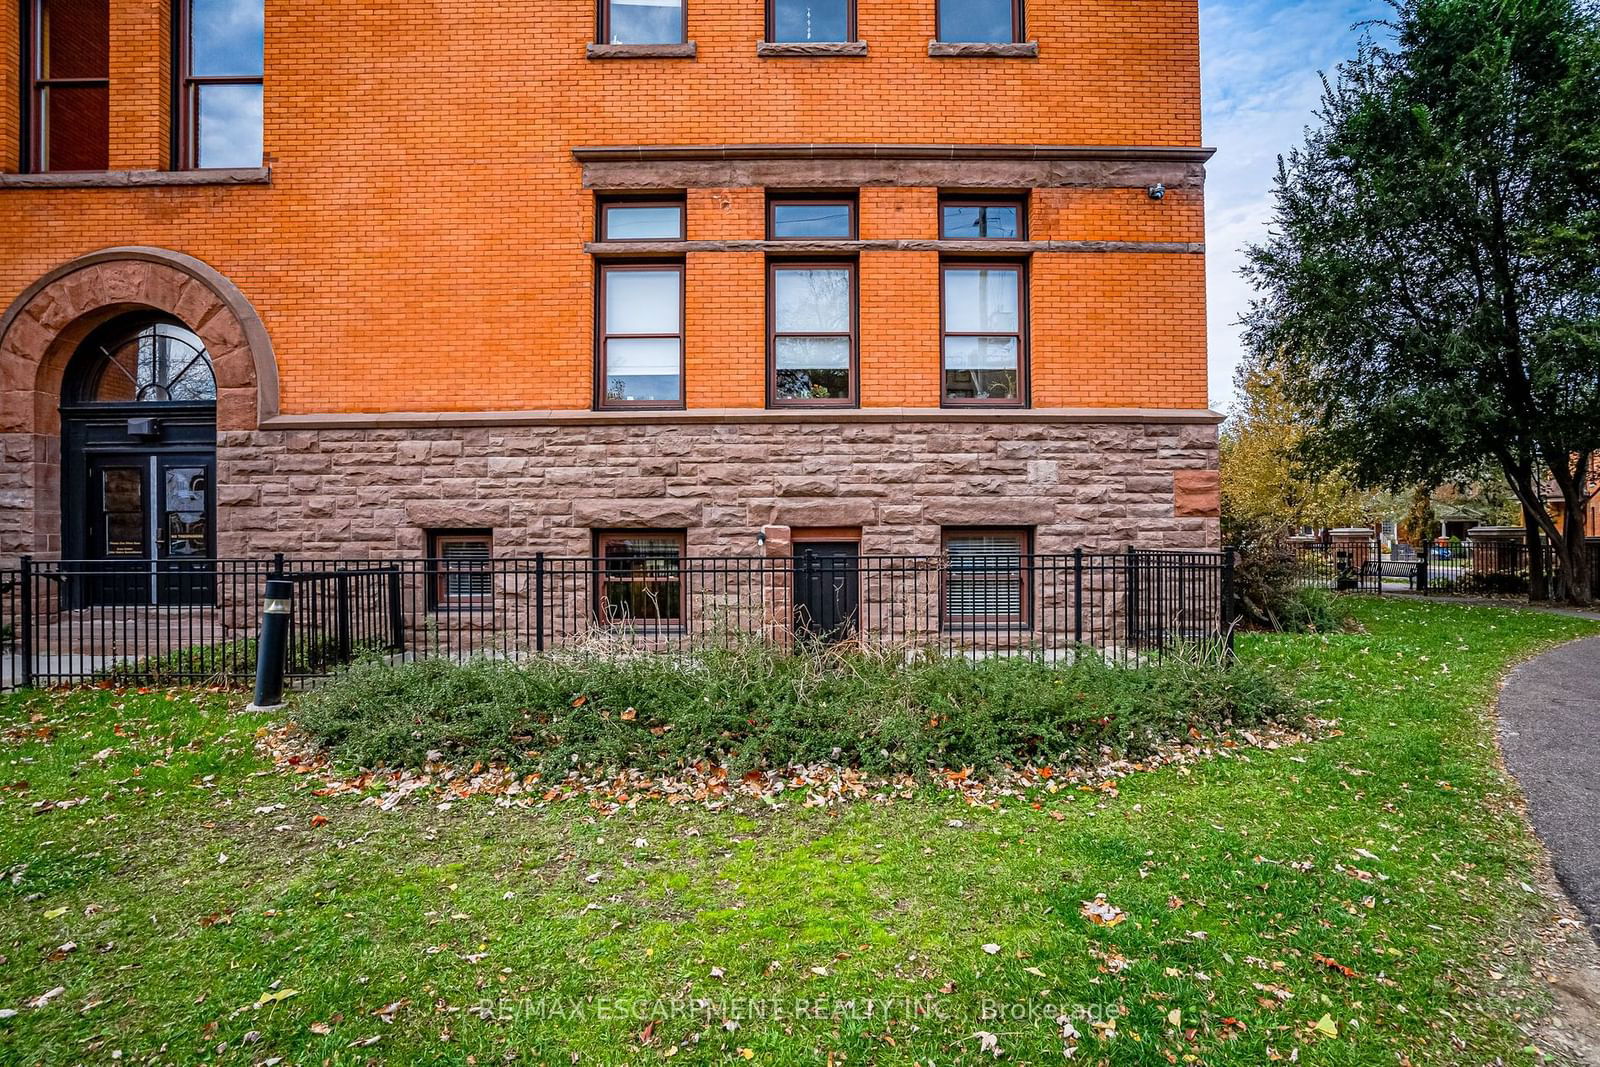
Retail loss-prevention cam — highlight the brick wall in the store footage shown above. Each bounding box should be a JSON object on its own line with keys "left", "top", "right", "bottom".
{"left": 0, "top": 0, "right": 1207, "bottom": 416}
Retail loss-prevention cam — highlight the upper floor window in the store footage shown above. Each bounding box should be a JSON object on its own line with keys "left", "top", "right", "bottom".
{"left": 768, "top": 196, "right": 856, "bottom": 239}
{"left": 942, "top": 261, "right": 1026, "bottom": 406}
{"left": 769, "top": 261, "right": 856, "bottom": 406}
{"left": 598, "top": 196, "right": 685, "bottom": 241}
{"left": 936, "top": 0, "right": 1023, "bottom": 43}
{"left": 178, "top": 0, "right": 264, "bottom": 168}
{"left": 24, "top": 0, "right": 111, "bottom": 172}
{"left": 598, "top": 263, "right": 684, "bottom": 409}
{"left": 940, "top": 196, "right": 1025, "bottom": 239}
{"left": 768, "top": 0, "right": 854, "bottom": 43}
{"left": 602, "top": 0, "right": 685, "bottom": 45}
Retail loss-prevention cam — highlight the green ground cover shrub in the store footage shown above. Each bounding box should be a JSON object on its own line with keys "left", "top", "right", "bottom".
{"left": 294, "top": 641, "right": 1296, "bottom": 776}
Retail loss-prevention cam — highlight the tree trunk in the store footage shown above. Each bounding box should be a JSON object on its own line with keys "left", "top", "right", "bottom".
{"left": 1521, "top": 504, "right": 1550, "bottom": 602}
{"left": 1545, "top": 452, "right": 1595, "bottom": 607}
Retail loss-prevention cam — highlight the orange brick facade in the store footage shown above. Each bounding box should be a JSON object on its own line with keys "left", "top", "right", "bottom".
{"left": 0, "top": 0, "right": 1220, "bottom": 562}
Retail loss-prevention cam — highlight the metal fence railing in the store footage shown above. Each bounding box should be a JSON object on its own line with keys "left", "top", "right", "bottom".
{"left": 1290, "top": 536, "right": 1600, "bottom": 599}
{"left": 0, "top": 548, "right": 1236, "bottom": 692}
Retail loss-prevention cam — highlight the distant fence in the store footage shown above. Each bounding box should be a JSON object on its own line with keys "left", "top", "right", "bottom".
{"left": 1290, "top": 536, "right": 1600, "bottom": 598}
{"left": 0, "top": 548, "right": 1235, "bottom": 692}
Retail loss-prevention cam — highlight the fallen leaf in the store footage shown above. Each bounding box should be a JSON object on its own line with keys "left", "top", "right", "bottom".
{"left": 1309, "top": 1014, "right": 1338, "bottom": 1037}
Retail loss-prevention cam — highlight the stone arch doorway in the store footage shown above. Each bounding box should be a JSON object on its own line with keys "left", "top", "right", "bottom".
{"left": 0, "top": 247, "right": 278, "bottom": 574}
{"left": 60, "top": 315, "right": 218, "bottom": 604}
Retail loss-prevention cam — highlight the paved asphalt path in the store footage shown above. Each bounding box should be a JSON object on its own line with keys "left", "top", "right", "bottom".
{"left": 1499, "top": 637, "right": 1600, "bottom": 942}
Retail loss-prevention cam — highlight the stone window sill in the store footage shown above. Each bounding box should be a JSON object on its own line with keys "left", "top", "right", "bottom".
{"left": 927, "top": 40, "right": 1039, "bottom": 58}
{"left": 0, "top": 167, "right": 271, "bottom": 189}
{"left": 756, "top": 40, "right": 868, "bottom": 57}
{"left": 587, "top": 42, "right": 697, "bottom": 59}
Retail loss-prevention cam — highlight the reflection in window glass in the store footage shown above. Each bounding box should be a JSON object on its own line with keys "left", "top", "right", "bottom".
{"left": 599, "top": 533, "right": 684, "bottom": 625}
{"left": 603, "top": 203, "right": 684, "bottom": 240}
{"left": 90, "top": 323, "right": 217, "bottom": 404}
{"left": 941, "top": 203, "right": 1021, "bottom": 239}
{"left": 606, "top": 0, "right": 684, "bottom": 44}
{"left": 601, "top": 267, "right": 683, "bottom": 406}
{"left": 772, "top": 265, "right": 853, "bottom": 403}
{"left": 937, "top": 0, "right": 1018, "bottom": 43}
{"left": 770, "top": 202, "right": 853, "bottom": 239}
{"left": 770, "top": 0, "right": 850, "bottom": 42}
{"left": 942, "top": 265, "right": 1023, "bottom": 403}
{"left": 32, "top": 0, "right": 111, "bottom": 170}
{"left": 185, "top": 0, "right": 264, "bottom": 167}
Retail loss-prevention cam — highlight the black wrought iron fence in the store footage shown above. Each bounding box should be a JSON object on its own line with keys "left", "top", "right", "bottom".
{"left": 1289, "top": 535, "right": 1599, "bottom": 599}
{"left": 0, "top": 547, "right": 1236, "bottom": 692}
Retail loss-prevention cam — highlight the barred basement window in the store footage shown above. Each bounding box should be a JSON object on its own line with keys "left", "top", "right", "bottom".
{"left": 428, "top": 530, "right": 493, "bottom": 610}
{"left": 942, "top": 528, "right": 1031, "bottom": 628}
{"left": 596, "top": 530, "right": 685, "bottom": 627}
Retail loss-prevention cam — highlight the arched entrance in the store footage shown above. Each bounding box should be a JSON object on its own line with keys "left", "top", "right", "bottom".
{"left": 61, "top": 316, "right": 218, "bottom": 605}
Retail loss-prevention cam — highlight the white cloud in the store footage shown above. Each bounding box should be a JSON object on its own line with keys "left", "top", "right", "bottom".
{"left": 1200, "top": 0, "right": 1390, "bottom": 410}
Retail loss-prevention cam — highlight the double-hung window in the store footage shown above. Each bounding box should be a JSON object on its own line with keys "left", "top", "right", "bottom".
{"left": 602, "top": 0, "right": 685, "bottom": 44}
{"left": 941, "top": 261, "right": 1026, "bottom": 405}
{"left": 596, "top": 531, "right": 685, "bottom": 627}
{"left": 598, "top": 263, "right": 684, "bottom": 408}
{"left": 936, "top": 0, "right": 1023, "bottom": 43}
{"left": 768, "top": 0, "right": 854, "bottom": 43}
{"left": 24, "top": 0, "right": 110, "bottom": 172}
{"left": 769, "top": 261, "right": 856, "bottom": 406}
{"left": 943, "top": 528, "right": 1031, "bottom": 629}
{"left": 177, "top": 0, "right": 265, "bottom": 168}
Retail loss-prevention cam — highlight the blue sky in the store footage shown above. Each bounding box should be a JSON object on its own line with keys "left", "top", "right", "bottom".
{"left": 1200, "top": 0, "right": 1389, "bottom": 410}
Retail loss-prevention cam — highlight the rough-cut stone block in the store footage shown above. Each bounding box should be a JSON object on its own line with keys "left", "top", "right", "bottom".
{"left": 1172, "top": 469, "right": 1220, "bottom": 518}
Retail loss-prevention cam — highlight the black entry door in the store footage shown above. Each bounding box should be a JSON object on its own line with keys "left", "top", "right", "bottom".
{"left": 794, "top": 542, "right": 860, "bottom": 642}
{"left": 83, "top": 453, "right": 215, "bottom": 606}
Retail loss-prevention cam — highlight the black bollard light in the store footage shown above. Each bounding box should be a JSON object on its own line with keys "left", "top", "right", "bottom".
{"left": 251, "top": 577, "right": 294, "bottom": 709}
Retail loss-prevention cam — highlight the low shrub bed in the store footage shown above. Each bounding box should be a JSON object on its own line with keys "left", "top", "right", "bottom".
{"left": 293, "top": 641, "right": 1297, "bottom": 777}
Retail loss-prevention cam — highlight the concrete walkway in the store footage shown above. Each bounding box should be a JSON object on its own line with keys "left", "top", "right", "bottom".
{"left": 1499, "top": 636, "right": 1600, "bottom": 943}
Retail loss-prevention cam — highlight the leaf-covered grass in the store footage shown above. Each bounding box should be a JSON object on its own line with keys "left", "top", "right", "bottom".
{"left": 0, "top": 597, "right": 1593, "bottom": 1065}
{"left": 294, "top": 641, "right": 1295, "bottom": 776}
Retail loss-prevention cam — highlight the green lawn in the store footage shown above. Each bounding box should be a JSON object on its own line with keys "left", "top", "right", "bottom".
{"left": 1, "top": 597, "right": 1593, "bottom": 1065}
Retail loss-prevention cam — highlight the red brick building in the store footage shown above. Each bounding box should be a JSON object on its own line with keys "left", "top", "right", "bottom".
{"left": 1, "top": 0, "right": 1220, "bottom": 591}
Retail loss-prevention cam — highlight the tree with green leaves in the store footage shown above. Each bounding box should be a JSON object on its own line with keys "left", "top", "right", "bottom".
{"left": 1220, "top": 354, "right": 1371, "bottom": 537}
{"left": 1243, "top": 0, "right": 1600, "bottom": 603}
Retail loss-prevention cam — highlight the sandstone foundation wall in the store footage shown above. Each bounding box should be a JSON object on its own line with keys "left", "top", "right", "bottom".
{"left": 216, "top": 417, "right": 1220, "bottom": 557}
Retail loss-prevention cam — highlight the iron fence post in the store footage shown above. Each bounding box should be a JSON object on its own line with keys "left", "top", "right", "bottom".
{"left": 386, "top": 565, "right": 405, "bottom": 652}
{"left": 19, "top": 555, "right": 33, "bottom": 689}
{"left": 1222, "top": 546, "right": 1237, "bottom": 656}
{"left": 272, "top": 552, "right": 285, "bottom": 577}
{"left": 335, "top": 568, "right": 352, "bottom": 664}
{"left": 534, "top": 552, "right": 545, "bottom": 652}
{"left": 1125, "top": 545, "right": 1138, "bottom": 650}
{"left": 1072, "top": 547, "right": 1083, "bottom": 646}
{"left": 1416, "top": 548, "right": 1428, "bottom": 593}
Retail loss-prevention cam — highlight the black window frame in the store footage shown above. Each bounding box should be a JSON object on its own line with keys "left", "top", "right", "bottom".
{"left": 935, "top": 0, "right": 1024, "bottom": 43}
{"left": 594, "top": 529, "right": 687, "bottom": 628}
{"left": 598, "top": 0, "right": 687, "bottom": 46}
{"left": 939, "top": 258, "right": 1029, "bottom": 408}
{"left": 939, "top": 194, "right": 1028, "bottom": 240}
{"left": 22, "top": 0, "right": 112, "bottom": 173}
{"left": 426, "top": 529, "right": 494, "bottom": 612}
{"left": 766, "top": 0, "right": 857, "bottom": 43}
{"left": 767, "top": 193, "right": 858, "bottom": 241}
{"left": 941, "top": 526, "right": 1033, "bottom": 630}
{"left": 173, "top": 0, "right": 265, "bottom": 170}
{"left": 595, "top": 193, "right": 687, "bottom": 242}
{"left": 766, "top": 257, "right": 859, "bottom": 409}
{"left": 595, "top": 259, "right": 687, "bottom": 411}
